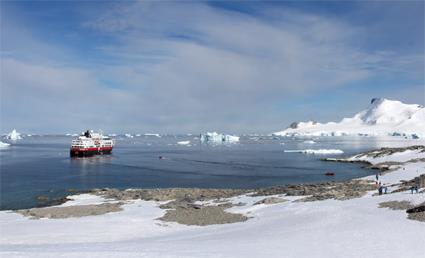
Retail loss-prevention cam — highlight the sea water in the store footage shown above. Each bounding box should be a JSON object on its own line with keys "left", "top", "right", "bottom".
{"left": 0, "top": 135, "right": 421, "bottom": 210}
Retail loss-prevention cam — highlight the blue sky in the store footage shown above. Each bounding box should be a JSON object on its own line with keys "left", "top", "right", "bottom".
{"left": 1, "top": 1, "right": 424, "bottom": 134}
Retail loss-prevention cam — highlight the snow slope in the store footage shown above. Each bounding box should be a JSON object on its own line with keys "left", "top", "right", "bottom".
{"left": 274, "top": 98, "right": 425, "bottom": 137}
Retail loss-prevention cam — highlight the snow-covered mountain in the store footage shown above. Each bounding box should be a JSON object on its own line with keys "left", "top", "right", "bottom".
{"left": 274, "top": 98, "right": 425, "bottom": 138}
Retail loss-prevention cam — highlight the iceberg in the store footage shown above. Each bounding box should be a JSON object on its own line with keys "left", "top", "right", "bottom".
{"left": 274, "top": 98, "right": 425, "bottom": 138}
{"left": 6, "top": 129, "right": 22, "bottom": 141}
{"left": 200, "top": 132, "right": 240, "bottom": 144}
{"left": 0, "top": 141, "right": 11, "bottom": 148}
{"left": 177, "top": 141, "right": 190, "bottom": 145}
{"left": 125, "top": 134, "right": 134, "bottom": 138}
{"left": 284, "top": 149, "right": 344, "bottom": 154}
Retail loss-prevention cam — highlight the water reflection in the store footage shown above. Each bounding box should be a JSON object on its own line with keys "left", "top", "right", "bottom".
{"left": 70, "top": 155, "right": 114, "bottom": 166}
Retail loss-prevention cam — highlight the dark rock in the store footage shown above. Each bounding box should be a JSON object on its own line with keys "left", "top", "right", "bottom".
{"left": 289, "top": 122, "right": 299, "bottom": 129}
{"left": 254, "top": 197, "right": 287, "bottom": 205}
{"left": 407, "top": 212, "right": 425, "bottom": 222}
{"left": 406, "top": 203, "right": 425, "bottom": 214}
{"left": 379, "top": 201, "right": 414, "bottom": 210}
{"left": 414, "top": 175, "right": 425, "bottom": 188}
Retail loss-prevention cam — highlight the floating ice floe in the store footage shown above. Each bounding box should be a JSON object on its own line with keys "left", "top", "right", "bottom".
{"left": 303, "top": 140, "right": 316, "bottom": 144}
{"left": 200, "top": 132, "right": 240, "bottom": 144}
{"left": 144, "top": 133, "right": 161, "bottom": 138}
{"left": 0, "top": 141, "right": 11, "bottom": 148}
{"left": 284, "top": 149, "right": 344, "bottom": 154}
{"left": 177, "top": 141, "right": 190, "bottom": 145}
{"left": 125, "top": 134, "right": 134, "bottom": 138}
{"left": 6, "top": 129, "right": 22, "bottom": 141}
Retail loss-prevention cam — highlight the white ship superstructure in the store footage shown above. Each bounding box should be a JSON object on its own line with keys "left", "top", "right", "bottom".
{"left": 70, "top": 130, "right": 114, "bottom": 157}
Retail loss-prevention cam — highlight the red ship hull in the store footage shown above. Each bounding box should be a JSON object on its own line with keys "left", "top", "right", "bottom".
{"left": 70, "top": 147, "right": 113, "bottom": 157}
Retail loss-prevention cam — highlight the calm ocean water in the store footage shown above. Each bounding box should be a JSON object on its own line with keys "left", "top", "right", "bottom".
{"left": 0, "top": 135, "right": 421, "bottom": 210}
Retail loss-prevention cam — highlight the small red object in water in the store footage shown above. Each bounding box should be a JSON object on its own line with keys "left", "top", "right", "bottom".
{"left": 325, "top": 172, "right": 335, "bottom": 176}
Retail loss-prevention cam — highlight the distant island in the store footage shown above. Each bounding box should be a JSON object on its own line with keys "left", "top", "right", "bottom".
{"left": 274, "top": 98, "right": 425, "bottom": 138}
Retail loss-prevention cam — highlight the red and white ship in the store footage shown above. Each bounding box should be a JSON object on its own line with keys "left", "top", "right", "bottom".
{"left": 70, "top": 130, "right": 114, "bottom": 157}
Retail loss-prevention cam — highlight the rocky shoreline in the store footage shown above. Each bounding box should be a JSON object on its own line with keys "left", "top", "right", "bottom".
{"left": 16, "top": 181, "right": 425, "bottom": 226}
{"left": 323, "top": 146, "right": 425, "bottom": 170}
{"left": 14, "top": 146, "right": 425, "bottom": 225}
{"left": 16, "top": 179, "right": 379, "bottom": 225}
{"left": 17, "top": 175, "right": 424, "bottom": 225}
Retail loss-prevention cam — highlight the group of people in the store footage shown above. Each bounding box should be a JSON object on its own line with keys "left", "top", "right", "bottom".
{"left": 376, "top": 173, "right": 388, "bottom": 195}
{"left": 376, "top": 172, "right": 420, "bottom": 195}
{"left": 410, "top": 185, "right": 419, "bottom": 194}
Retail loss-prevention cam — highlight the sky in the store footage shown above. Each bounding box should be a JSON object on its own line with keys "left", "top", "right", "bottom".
{"left": 1, "top": 0, "right": 424, "bottom": 134}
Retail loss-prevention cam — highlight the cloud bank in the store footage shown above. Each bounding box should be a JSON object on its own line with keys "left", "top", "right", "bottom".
{"left": 1, "top": 1, "right": 423, "bottom": 133}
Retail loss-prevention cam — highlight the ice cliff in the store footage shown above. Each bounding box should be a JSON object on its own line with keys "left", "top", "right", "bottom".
{"left": 200, "top": 132, "right": 240, "bottom": 143}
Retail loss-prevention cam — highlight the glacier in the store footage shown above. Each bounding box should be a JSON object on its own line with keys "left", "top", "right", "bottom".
{"left": 274, "top": 98, "right": 425, "bottom": 138}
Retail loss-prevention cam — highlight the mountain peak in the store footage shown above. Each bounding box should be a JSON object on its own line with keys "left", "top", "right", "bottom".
{"left": 274, "top": 98, "right": 425, "bottom": 137}
{"left": 359, "top": 98, "right": 421, "bottom": 125}
{"left": 370, "top": 97, "right": 385, "bottom": 105}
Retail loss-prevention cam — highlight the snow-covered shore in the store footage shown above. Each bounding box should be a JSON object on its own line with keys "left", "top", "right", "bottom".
{"left": 1, "top": 147, "right": 424, "bottom": 258}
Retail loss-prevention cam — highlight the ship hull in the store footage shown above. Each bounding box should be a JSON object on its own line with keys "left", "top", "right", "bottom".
{"left": 70, "top": 147, "right": 113, "bottom": 157}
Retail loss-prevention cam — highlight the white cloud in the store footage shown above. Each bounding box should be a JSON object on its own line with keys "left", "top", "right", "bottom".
{"left": 1, "top": 1, "right": 423, "bottom": 133}
{"left": 1, "top": 58, "right": 138, "bottom": 133}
